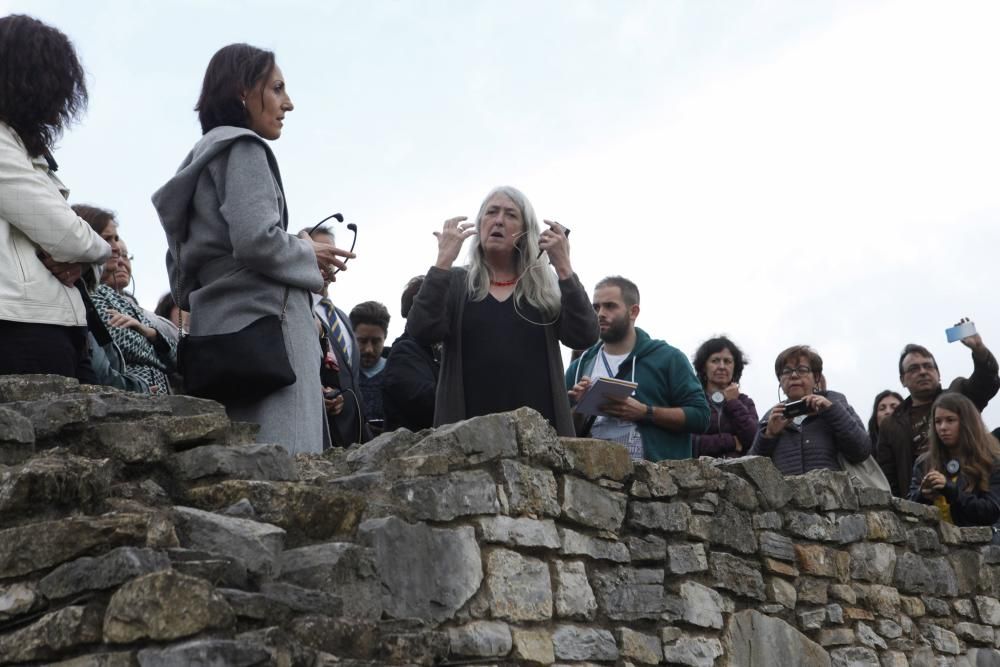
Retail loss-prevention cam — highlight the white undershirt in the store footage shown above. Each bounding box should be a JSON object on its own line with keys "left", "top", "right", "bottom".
{"left": 588, "top": 348, "right": 643, "bottom": 460}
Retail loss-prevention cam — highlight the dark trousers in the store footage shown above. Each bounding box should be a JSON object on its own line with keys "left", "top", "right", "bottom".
{"left": 0, "top": 319, "right": 90, "bottom": 380}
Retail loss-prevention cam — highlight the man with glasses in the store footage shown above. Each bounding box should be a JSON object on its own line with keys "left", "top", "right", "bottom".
{"left": 876, "top": 334, "right": 1000, "bottom": 496}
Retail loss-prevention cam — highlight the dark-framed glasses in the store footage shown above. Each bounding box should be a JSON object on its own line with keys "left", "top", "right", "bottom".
{"left": 779, "top": 366, "right": 813, "bottom": 378}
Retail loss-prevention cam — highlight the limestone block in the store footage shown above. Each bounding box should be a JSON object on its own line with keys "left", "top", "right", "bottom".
{"left": 955, "top": 622, "right": 994, "bottom": 644}
{"left": 344, "top": 428, "right": 424, "bottom": 473}
{"left": 767, "top": 577, "right": 797, "bottom": 608}
{"left": 686, "top": 499, "right": 757, "bottom": 554}
{"left": 856, "top": 622, "right": 887, "bottom": 649}
{"left": 38, "top": 547, "right": 170, "bottom": 600}
{"left": 826, "top": 604, "right": 844, "bottom": 624}
{"left": 662, "top": 636, "right": 724, "bottom": 667}
{"left": 983, "top": 546, "right": 1000, "bottom": 564}
{"left": 861, "top": 584, "right": 901, "bottom": 618}
{"left": 630, "top": 460, "right": 678, "bottom": 498}
{"left": 553, "top": 560, "right": 597, "bottom": 620}
{"left": 48, "top": 652, "right": 135, "bottom": 667}
{"left": 0, "top": 513, "right": 149, "bottom": 578}
{"left": 561, "top": 437, "right": 632, "bottom": 481}
{"left": 877, "top": 619, "right": 903, "bottom": 639}
{"left": 136, "top": 639, "right": 270, "bottom": 667}
{"left": 785, "top": 511, "right": 836, "bottom": 541}
{"left": 899, "top": 595, "right": 926, "bottom": 618}
{"left": 513, "top": 407, "right": 570, "bottom": 470}
{"left": 709, "top": 552, "right": 765, "bottom": 600}
{"left": 184, "top": 479, "right": 366, "bottom": 545}
{"left": 477, "top": 516, "right": 560, "bottom": 549}
{"left": 723, "top": 610, "right": 830, "bottom": 667}
{"left": 964, "top": 649, "right": 1000, "bottom": 666}
{"left": 924, "top": 624, "right": 960, "bottom": 654}
{"left": 850, "top": 542, "right": 897, "bottom": 585}
{"left": 628, "top": 500, "right": 690, "bottom": 533}
{"left": 961, "top": 526, "right": 995, "bottom": 544}
{"left": 486, "top": 549, "right": 552, "bottom": 622}
{"left": 558, "top": 527, "right": 629, "bottom": 562}
{"left": 0, "top": 405, "right": 35, "bottom": 464}
{"left": 976, "top": 596, "right": 1000, "bottom": 625}
{"left": 278, "top": 542, "right": 380, "bottom": 621}
{"left": 448, "top": 621, "right": 512, "bottom": 658}
{"left": 829, "top": 584, "right": 857, "bottom": 605}
{"left": 551, "top": 625, "right": 618, "bottom": 662}
{"left": 719, "top": 471, "right": 759, "bottom": 511}
{"left": 837, "top": 514, "right": 868, "bottom": 544}
{"left": 103, "top": 571, "right": 234, "bottom": 643}
{"left": 715, "top": 455, "right": 792, "bottom": 509}
{"left": 219, "top": 588, "right": 293, "bottom": 622}
{"left": 0, "top": 604, "right": 103, "bottom": 664}
{"left": 391, "top": 470, "right": 500, "bottom": 521}
{"left": 753, "top": 511, "right": 783, "bottom": 530}
{"left": 795, "top": 543, "right": 849, "bottom": 580}
{"left": 89, "top": 421, "right": 168, "bottom": 464}
{"left": 680, "top": 581, "right": 724, "bottom": 629}
{"left": 894, "top": 552, "right": 959, "bottom": 597}
{"left": 763, "top": 557, "right": 799, "bottom": 578}
{"left": 0, "top": 374, "right": 79, "bottom": 401}
{"left": 499, "top": 460, "right": 560, "bottom": 517}
{"left": 626, "top": 534, "right": 667, "bottom": 562}
{"left": 406, "top": 412, "right": 518, "bottom": 465}
{"left": 797, "top": 577, "right": 829, "bottom": 605}
{"left": 891, "top": 496, "right": 939, "bottom": 521}
{"left": 359, "top": 517, "right": 481, "bottom": 623}
{"left": 668, "top": 542, "right": 708, "bottom": 574}
{"left": 169, "top": 443, "right": 296, "bottom": 481}
{"left": 799, "top": 608, "right": 827, "bottom": 630}
{"left": 949, "top": 549, "right": 984, "bottom": 596}
{"left": 168, "top": 547, "right": 248, "bottom": 589}
{"left": 856, "top": 486, "right": 892, "bottom": 508}
{"left": 866, "top": 511, "right": 907, "bottom": 543}
{"left": 153, "top": 411, "right": 233, "bottom": 447}
{"left": 923, "top": 596, "right": 949, "bottom": 617}
{"left": 939, "top": 520, "right": 962, "bottom": 545}
{"left": 257, "top": 582, "right": 343, "bottom": 616}
{"left": 817, "top": 628, "right": 855, "bottom": 646}
{"left": 617, "top": 627, "right": 662, "bottom": 664}
{"left": 907, "top": 526, "right": 943, "bottom": 554}
{"left": 173, "top": 506, "right": 285, "bottom": 578}
{"left": 591, "top": 566, "right": 677, "bottom": 621}
{"left": 829, "top": 646, "right": 879, "bottom": 667}
{"left": 0, "top": 582, "right": 40, "bottom": 621}
{"left": 511, "top": 628, "right": 554, "bottom": 664}
{"left": 665, "top": 458, "right": 726, "bottom": 491}
{"left": 759, "top": 531, "right": 795, "bottom": 561}
{"left": 0, "top": 451, "right": 114, "bottom": 516}
{"left": 561, "top": 475, "right": 626, "bottom": 531}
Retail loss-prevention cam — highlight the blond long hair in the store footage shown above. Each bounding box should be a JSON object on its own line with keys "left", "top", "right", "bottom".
{"left": 920, "top": 392, "right": 1000, "bottom": 493}
{"left": 464, "top": 186, "right": 561, "bottom": 319}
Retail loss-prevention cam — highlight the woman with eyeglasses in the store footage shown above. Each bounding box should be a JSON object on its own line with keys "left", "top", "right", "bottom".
{"left": 153, "top": 44, "right": 352, "bottom": 454}
{"left": 690, "top": 336, "right": 758, "bottom": 458}
{"left": 74, "top": 204, "right": 176, "bottom": 393}
{"left": 749, "top": 345, "right": 870, "bottom": 475}
{"left": 406, "top": 186, "right": 598, "bottom": 436}
{"left": 908, "top": 392, "right": 1000, "bottom": 527}
{"left": 0, "top": 16, "right": 113, "bottom": 379}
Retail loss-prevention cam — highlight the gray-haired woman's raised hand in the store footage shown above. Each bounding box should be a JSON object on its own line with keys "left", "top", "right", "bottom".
{"left": 433, "top": 216, "right": 475, "bottom": 270}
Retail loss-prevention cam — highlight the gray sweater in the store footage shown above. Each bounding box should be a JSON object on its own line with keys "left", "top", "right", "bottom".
{"left": 749, "top": 390, "right": 870, "bottom": 476}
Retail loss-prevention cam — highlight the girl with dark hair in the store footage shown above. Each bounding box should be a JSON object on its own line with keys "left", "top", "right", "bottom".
{"left": 0, "top": 15, "right": 111, "bottom": 378}
{"left": 867, "top": 389, "right": 903, "bottom": 446}
{"left": 153, "top": 44, "right": 352, "bottom": 454}
{"left": 909, "top": 392, "right": 1000, "bottom": 526}
{"left": 690, "top": 336, "right": 758, "bottom": 458}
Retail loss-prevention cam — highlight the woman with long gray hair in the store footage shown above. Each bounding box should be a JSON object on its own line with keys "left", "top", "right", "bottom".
{"left": 407, "top": 186, "right": 598, "bottom": 436}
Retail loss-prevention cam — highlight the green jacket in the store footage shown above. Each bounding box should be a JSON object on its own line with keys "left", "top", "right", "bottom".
{"left": 566, "top": 328, "right": 709, "bottom": 461}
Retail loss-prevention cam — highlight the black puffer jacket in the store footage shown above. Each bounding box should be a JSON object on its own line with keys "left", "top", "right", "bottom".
{"left": 749, "top": 390, "right": 870, "bottom": 476}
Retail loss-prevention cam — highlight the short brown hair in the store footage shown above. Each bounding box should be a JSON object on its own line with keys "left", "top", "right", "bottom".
{"left": 595, "top": 275, "right": 640, "bottom": 307}
{"left": 774, "top": 345, "right": 823, "bottom": 380}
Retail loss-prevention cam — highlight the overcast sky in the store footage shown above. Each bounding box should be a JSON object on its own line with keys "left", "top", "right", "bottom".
{"left": 8, "top": 1, "right": 1000, "bottom": 429}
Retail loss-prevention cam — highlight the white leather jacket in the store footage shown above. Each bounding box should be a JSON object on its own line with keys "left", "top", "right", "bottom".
{"left": 0, "top": 122, "right": 110, "bottom": 326}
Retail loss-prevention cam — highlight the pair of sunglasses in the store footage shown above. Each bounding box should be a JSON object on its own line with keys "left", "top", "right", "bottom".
{"left": 308, "top": 212, "right": 358, "bottom": 276}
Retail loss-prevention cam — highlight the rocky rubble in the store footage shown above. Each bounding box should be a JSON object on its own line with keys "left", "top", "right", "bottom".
{"left": 3, "top": 375, "right": 1000, "bottom": 665}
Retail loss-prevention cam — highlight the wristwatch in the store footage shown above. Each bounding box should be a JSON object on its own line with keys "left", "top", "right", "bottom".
{"left": 643, "top": 404, "right": 655, "bottom": 424}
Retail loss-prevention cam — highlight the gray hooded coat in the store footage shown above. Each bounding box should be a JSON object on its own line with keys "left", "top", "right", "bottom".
{"left": 152, "top": 126, "right": 329, "bottom": 454}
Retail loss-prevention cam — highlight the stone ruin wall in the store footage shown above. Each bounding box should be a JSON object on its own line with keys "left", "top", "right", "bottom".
{"left": 2, "top": 375, "right": 1000, "bottom": 666}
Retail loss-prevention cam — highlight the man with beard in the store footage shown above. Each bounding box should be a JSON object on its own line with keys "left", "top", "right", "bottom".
{"left": 877, "top": 332, "right": 999, "bottom": 496}
{"left": 566, "top": 276, "right": 708, "bottom": 461}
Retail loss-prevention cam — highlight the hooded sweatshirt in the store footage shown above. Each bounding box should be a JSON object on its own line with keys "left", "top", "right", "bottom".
{"left": 566, "top": 328, "right": 709, "bottom": 461}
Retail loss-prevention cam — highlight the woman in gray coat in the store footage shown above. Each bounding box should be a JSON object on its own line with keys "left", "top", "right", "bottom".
{"left": 153, "top": 44, "right": 350, "bottom": 454}
{"left": 750, "top": 345, "right": 870, "bottom": 475}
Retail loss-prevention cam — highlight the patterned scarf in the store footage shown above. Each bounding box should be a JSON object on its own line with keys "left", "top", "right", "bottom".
{"left": 90, "top": 285, "right": 176, "bottom": 392}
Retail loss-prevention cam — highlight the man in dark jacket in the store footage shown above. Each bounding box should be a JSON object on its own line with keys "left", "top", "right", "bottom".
{"left": 565, "top": 276, "right": 709, "bottom": 461}
{"left": 877, "top": 331, "right": 1000, "bottom": 496}
{"left": 383, "top": 276, "right": 439, "bottom": 432}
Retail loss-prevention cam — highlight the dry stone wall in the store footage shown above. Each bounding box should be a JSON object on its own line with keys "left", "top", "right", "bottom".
{"left": 2, "top": 375, "right": 1000, "bottom": 665}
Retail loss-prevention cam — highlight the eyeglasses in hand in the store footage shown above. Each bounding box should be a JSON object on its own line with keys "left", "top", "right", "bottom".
{"left": 308, "top": 212, "right": 358, "bottom": 276}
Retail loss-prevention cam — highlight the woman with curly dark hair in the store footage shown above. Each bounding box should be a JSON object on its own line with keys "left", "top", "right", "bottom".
{"left": 690, "top": 336, "right": 758, "bottom": 458}
{"left": 0, "top": 15, "right": 112, "bottom": 378}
